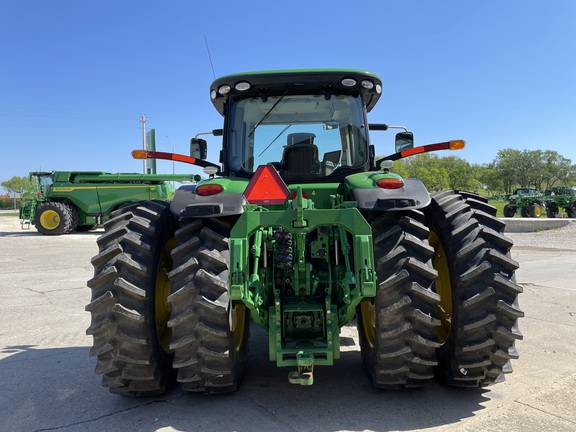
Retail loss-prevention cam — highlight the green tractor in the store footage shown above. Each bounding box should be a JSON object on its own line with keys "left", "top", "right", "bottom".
{"left": 86, "top": 69, "right": 523, "bottom": 396}
{"left": 503, "top": 187, "right": 546, "bottom": 218}
{"left": 544, "top": 186, "right": 576, "bottom": 218}
{"left": 20, "top": 171, "right": 197, "bottom": 235}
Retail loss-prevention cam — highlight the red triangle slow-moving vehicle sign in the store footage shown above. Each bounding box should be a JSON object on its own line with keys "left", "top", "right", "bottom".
{"left": 243, "top": 165, "right": 290, "bottom": 205}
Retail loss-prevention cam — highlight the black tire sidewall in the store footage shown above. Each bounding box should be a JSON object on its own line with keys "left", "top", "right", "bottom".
{"left": 34, "top": 202, "right": 72, "bottom": 235}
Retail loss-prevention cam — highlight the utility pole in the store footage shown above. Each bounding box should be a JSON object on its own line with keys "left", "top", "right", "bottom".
{"left": 166, "top": 136, "right": 175, "bottom": 186}
{"left": 139, "top": 114, "right": 147, "bottom": 174}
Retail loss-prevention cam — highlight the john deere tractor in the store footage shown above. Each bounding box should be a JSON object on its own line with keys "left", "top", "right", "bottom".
{"left": 86, "top": 69, "right": 523, "bottom": 396}
{"left": 543, "top": 186, "right": 576, "bottom": 218}
{"left": 503, "top": 187, "right": 545, "bottom": 218}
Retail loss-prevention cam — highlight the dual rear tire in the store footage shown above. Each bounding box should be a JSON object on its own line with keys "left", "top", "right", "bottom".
{"left": 357, "top": 191, "right": 523, "bottom": 388}
{"left": 86, "top": 201, "right": 248, "bottom": 395}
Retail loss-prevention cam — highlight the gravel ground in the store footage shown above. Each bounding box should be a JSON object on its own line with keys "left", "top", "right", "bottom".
{"left": 506, "top": 220, "right": 576, "bottom": 251}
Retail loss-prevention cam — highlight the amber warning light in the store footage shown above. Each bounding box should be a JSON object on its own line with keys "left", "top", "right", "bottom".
{"left": 243, "top": 165, "right": 290, "bottom": 205}
{"left": 132, "top": 149, "right": 198, "bottom": 164}
{"left": 384, "top": 140, "right": 466, "bottom": 162}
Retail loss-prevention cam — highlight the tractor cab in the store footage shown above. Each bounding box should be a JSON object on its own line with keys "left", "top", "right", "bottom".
{"left": 209, "top": 70, "right": 383, "bottom": 183}
{"left": 29, "top": 171, "right": 55, "bottom": 197}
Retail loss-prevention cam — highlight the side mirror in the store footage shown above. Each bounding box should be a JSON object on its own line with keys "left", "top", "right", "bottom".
{"left": 323, "top": 121, "right": 339, "bottom": 130}
{"left": 190, "top": 138, "right": 208, "bottom": 160}
{"left": 395, "top": 132, "right": 414, "bottom": 153}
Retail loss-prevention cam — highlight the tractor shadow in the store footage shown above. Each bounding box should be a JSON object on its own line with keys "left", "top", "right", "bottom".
{"left": 0, "top": 229, "right": 103, "bottom": 237}
{"left": 0, "top": 326, "right": 490, "bottom": 432}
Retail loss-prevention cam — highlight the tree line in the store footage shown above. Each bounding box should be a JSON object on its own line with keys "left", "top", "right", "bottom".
{"left": 392, "top": 148, "right": 576, "bottom": 195}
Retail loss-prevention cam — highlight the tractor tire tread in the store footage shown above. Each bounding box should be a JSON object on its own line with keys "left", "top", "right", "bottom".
{"left": 86, "top": 200, "right": 176, "bottom": 396}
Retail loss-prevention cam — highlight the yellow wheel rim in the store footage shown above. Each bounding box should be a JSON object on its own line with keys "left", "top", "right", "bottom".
{"left": 360, "top": 299, "right": 376, "bottom": 348}
{"left": 231, "top": 304, "right": 247, "bottom": 351}
{"left": 534, "top": 206, "right": 541, "bottom": 217}
{"left": 39, "top": 210, "right": 60, "bottom": 230}
{"left": 429, "top": 231, "right": 452, "bottom": 345}
{"left": 155, "top": 237, "right": 175, "bottom": 353}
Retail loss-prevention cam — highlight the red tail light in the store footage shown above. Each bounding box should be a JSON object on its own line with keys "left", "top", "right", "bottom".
{"left": 376, "top": 178, "right": 404, "bottom": 189}
{"left": 196, "top": 184, "right": 224, "bottom": 196}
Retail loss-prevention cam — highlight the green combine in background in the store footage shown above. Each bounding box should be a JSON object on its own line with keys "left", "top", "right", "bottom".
{"left": 20, "top": 171, "right": 198, "bottom": 235}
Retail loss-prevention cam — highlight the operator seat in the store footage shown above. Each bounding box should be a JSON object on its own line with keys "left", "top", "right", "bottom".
{"left": 280, "top": 133, "right": 320, "bottom": 179}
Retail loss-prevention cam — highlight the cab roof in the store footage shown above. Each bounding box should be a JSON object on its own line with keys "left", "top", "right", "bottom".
{"left": 209, "top": 69, "right": 383, "bottom": 115}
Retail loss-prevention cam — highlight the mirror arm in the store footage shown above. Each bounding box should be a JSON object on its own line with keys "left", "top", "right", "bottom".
{"left": 377, "top": 140, "right": 466, "bottom": 165}
{"left": 193, "top": 129, "right": 223, "bottom": 138}
{"left": 369, "top": 124, "right": 408, "bottom": 132}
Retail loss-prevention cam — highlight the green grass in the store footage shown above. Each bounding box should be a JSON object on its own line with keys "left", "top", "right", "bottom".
{"left": 0, "top": 212, "right": 18, "bottom": 217}
{"left": 488, "top": 199, "right": 509, "bottom": 218}
{"left": 469, "top": 189, "right": 510, "bottom": 217}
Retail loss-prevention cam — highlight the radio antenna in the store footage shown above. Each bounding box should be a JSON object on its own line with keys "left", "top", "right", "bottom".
{"left": 204, "top": 35, "right": 216, "bottom": 79}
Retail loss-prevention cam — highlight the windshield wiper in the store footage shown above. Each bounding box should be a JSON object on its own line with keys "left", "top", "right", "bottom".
{"left": 258, "top": 124, "right": 291, "bottom": 157}
{"left": 247, "top": 86, "right": 292, "bottom": 138}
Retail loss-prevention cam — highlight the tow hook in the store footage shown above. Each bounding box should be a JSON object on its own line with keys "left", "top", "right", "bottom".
{"left": 288, "top": 351, "right": 314, "bottom": 385}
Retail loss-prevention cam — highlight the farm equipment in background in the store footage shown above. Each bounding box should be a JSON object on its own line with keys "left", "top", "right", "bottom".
{"left": 20, "top": 171, "right": 199, "bottom": 235}
{"left": 503, "top": 187, "right": 546, "bottom": 218}
{"left": 544, "top": 186, "right": 576, "bottom": 218}
{"left": 86, "top": 69, "right": 523, "bottom": 396}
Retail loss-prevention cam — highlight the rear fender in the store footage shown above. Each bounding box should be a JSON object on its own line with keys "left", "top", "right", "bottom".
{"left": 170, "top": 184, "right": 247, "bottom": 217}
{"left": 350, "top": 178, "right": 431, "bottom": 211}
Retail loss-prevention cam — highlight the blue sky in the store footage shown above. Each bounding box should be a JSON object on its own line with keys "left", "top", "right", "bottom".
{"left": 1, "top": 0, "right": 575, "bottom": 190}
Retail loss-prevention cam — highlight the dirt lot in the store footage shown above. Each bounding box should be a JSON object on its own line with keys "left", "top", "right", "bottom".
{"left": 1, "top": 215, "right": 575, "bottom": 432}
